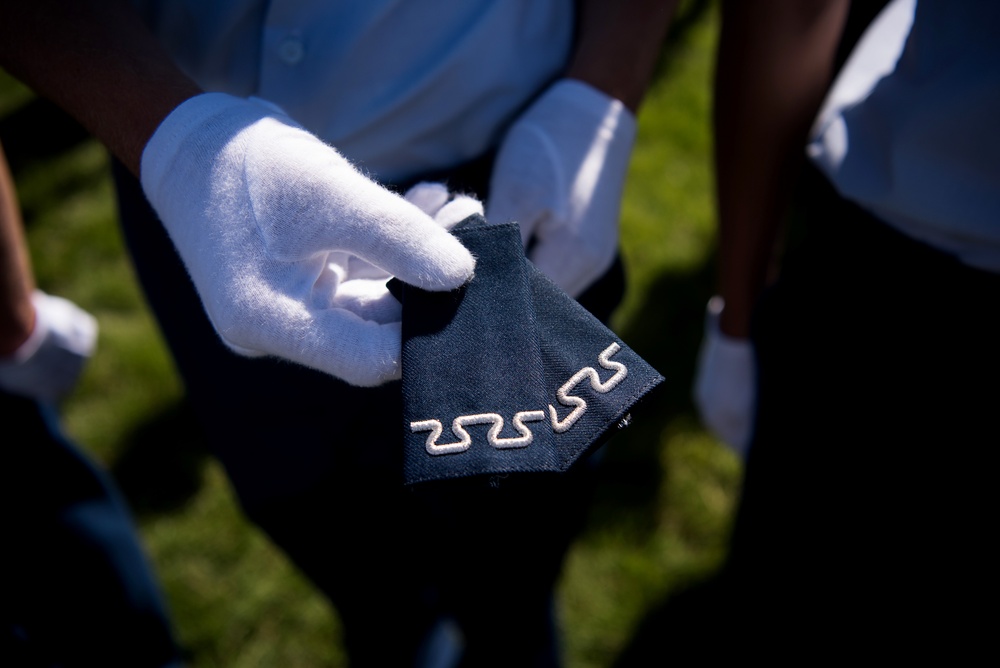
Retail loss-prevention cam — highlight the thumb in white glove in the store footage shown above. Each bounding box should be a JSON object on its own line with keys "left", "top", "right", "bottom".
{"left": 0, "top": 290, "right": 98, "bottom": 403}
{"left": 486, "top": 79, "right": 636, "bottom": 298}
{"left": 141, "top": 93, "right": 476, "bottom": 387}
{"left": 692, "top": 296, "right": 756, "bottom": 458}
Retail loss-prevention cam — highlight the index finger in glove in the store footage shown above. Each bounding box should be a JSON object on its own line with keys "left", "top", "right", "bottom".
{"left": 244, "top": 123, "right": 475, "bottom": 291}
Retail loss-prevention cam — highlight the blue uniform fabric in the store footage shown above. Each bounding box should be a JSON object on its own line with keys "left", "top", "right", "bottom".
{"left": 127, "top": 0, "right": 574, "bottom": 184}
{"left": 0, "top": 392, "right": 183, "bottom": 667}
{"left": 809, "top": 0, "right": 1000, "bottom": 272}
{"left": 394, "top": 217, "right": 662, "bottom": 486}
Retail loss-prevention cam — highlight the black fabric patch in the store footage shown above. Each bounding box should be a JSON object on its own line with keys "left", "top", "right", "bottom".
{"left": 392, "top": 217, "right": 663, "bottom": 486}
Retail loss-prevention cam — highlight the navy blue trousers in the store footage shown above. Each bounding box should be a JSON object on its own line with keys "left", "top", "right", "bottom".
{"left": 1, "top": 392, "right": 182, "bottom": 667}
{"left": 112, "top": 157, "right": 624, "bottom": 667}
{"left": 724, "top": 176, "right": 1000, "bottom": 655}
{"left": 614, "top": 169, "right": 1000, "bottom": 663}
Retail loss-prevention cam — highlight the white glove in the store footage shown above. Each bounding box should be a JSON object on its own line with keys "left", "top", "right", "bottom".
{"left": 486, "top": 79, "right": 637, "bottom": 298}
{"left": 140, "top": 93, "right": 476, "bottom": 387}
{"left": 0, "top": 290, "right": 98, "bottom": 402}
{"left": 693, "top": 297, "right": 756, "bottom": 458}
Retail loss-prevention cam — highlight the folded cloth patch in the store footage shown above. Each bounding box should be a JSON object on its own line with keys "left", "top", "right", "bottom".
{"left": 390, "top": 216, "right": 663, "bottom": 486}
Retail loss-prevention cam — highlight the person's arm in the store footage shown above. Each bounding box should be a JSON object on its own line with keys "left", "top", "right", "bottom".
{"left": 713, "top": 0, "right": 850, "bottom": 337}
{"left": 0, "top": 144, "right": 99, "bottom": 401}
{"left": 0, "top": 0, "right": 203, "bottom": 177}
{"left": 0, "top": 143, "right": 36, "bottom": 356}
{"left": 565, "top": 0, "right": 680, "bottom": 114}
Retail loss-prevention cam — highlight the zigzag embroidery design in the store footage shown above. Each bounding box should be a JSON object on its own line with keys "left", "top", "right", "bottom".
{"left": 548, "top": 342, "right": 628, "bottom": 432}
{"left": 411, "top": 342, "right": 627, "bottom": 455}
{"left": 411, "top": 411, "right": 547, "bottom": 455}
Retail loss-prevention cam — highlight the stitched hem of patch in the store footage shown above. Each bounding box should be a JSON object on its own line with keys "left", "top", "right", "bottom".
{"left": 402, "top": 373, "right": 663, "bottom": 486}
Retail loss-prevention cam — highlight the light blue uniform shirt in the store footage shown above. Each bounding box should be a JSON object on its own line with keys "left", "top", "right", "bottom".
{"left": 131, "top": 0, "right": 574, "bottom": 182}
{"left": 808, "top": 0, "right": 1000, "bottom": 272}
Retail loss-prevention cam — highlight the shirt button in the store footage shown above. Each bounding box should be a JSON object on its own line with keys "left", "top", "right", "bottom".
{"left": 278, "top": 36, "right": 305, "bottom": 65}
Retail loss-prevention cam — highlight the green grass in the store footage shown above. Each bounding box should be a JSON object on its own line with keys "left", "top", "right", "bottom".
{"left": 1, "top": 3, "right": 741, "bottom": 665}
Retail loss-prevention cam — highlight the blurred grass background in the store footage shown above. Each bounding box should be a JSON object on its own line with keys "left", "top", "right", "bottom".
{"left": 0, "top": 2, "right": 744, "bottom": 665}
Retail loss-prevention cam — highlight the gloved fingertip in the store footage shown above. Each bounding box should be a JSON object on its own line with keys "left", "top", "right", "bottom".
{"left": 404, "top": 182, "right": 451, "bottom": 216}
{"left": 435, "top": 196, "right": 484, "bottom": 230}
{"left": 400, "top": 219, "right": 478, "bottom": 290}
{"left": 425, "top": 245, "right": 477, "bottom": 291}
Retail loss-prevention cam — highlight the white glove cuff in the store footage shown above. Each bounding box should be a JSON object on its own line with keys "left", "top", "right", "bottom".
{"left": 545, "top": 79, "right": 637, "bottom": 151}
{"left": 4, "top": 295, "right": 47, "bottom": 364}
{"left": 3, "top": 291, "right": 98, "bottom": 364}
{"left": 703, "top": 296, "right": 751, "bottom": 363}
{"left": 548, "top": 79, "right": 638, "bottom": 148}
{"left": 141, "top": 93, "right": 279, "bottom": 198}
{"left": 0, "top": 291, "right": 98, "bottom": 402}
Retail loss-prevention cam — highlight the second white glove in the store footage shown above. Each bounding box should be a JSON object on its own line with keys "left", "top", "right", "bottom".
{"left": 692, "top": 297, "right": 757, "bottom": 459}
{"left": 486, "top": 79, "right": 637, "bottom": 298}
{"left": 0, "top": 290, "right": 98, "bottom": 403}
{"left": 141, "top": 93, "right": 476, "bottom": 387}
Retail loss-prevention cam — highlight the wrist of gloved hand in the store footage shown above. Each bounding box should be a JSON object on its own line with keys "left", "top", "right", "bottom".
{"left": 0, "top": 291, "right": 98, "bottom": 402}
{"left": 692, "top": 296, "right": 756, "bottom": 458}
{"left": 486, "top": 78, "right": 636, "bottom": 298}
{"left": 140, "top": 93, "right": 475, "bottom": 387}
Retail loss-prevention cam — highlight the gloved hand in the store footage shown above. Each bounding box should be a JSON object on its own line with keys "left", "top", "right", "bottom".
{"left": 692, "top": 296, "right": 756, "bottom": 458}
{"left": 0, "top": 290, "right": 98, "bottom": 402}
{"left": 140, "top": 93, "right": 476, "bottom": 387}
{"left": 486, "top": 79, "right": 636, "bottom": 298}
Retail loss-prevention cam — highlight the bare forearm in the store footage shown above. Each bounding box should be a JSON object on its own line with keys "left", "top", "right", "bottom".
{"left": 713, "top": 0, "right": 849, "bottom": 337}
{"left": 0, "top": 144, "right": 36, "bottom": 355}
{"left": 0, "top": 0, "right": 201, "bottom": 177}
{"left": 566, "top": 0, "right": 680, "bottom": 113}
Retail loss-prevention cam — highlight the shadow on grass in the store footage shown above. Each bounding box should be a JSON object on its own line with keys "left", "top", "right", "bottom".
{"left": 654, "top": 0, "right": 714, "bottom": 79}
{"left": 587, "top": 254, "right": 717, "bottom": 537}
{"left": 583, "top": 0, "right": 720, "bottom": 541}
{"left": 0, "top": 96, "right": 108, "bottom": 227}
{"left": 110, "top": 399, "right": 211, "bottom": 518}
